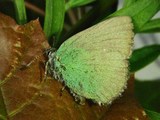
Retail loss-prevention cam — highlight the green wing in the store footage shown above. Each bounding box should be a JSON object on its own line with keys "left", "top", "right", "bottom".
{"left": 53, "top": 16, "right": 134, "bottom": 104}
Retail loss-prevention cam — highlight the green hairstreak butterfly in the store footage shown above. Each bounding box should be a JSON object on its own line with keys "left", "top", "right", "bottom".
{"left": 47, "top": 16, "right": 134, "bottom": 105}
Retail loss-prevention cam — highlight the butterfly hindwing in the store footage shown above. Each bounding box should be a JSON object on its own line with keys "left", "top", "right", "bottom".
{"left": 52, "top": 16, "right": 134, "bottom": 104}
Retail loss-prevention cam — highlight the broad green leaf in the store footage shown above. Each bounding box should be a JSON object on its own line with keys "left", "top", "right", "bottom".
{"left": 65, "top": 0, "right": 96, "bottom": 11}
{"left": 13, "top": 0, "right": 27, "bottom": 24}
{"left": 44, "top": 0, "right": 65, "bottom": 47}
{"left": 129, "top": 45, "right": 160, "bottom": 72}
{"left": 135, "top": 80, "right": 160, "bottom": 112}
{"left": 135, "top": 80, "right": 160, "bottom": 119}
{"left": 140, "top": 18, "right": 160, "bottom": 33}
{"left": 145, "top": 109, "right": 160, "bottom": 120}
{"left": 110, "top": 0, "right": 160, "bottom": 32}
{"left": 123, "top": 0, "right": 137, "bottom": 7}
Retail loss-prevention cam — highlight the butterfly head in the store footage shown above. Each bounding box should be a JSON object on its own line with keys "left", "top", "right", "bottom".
{"left": 46, "top": 50, "right": 64, "bottom": 82}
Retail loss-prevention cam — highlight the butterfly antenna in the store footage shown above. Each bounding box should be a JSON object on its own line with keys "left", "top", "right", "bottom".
{"left": 44, "top": 59, "right": 49, "bottom": 81}
{"left": 23, "top": 48, "right": 55, "bottom": 68}
{"left": 25, "top": 54, "right": 42, "bottom": 68}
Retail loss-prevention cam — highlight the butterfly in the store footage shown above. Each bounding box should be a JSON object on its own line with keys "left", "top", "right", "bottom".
{"left": 47, "top": 16, "right": 134, "bottom": 105}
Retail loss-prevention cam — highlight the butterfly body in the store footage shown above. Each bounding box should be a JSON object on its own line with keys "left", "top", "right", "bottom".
{"left": 47, "top": 16, "right": 134, "bottom": 105}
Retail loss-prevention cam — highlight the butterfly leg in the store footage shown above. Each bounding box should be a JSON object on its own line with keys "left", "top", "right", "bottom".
{"left": 78, "top": 96, "right": 86, "bottom": 105}
{"left": 44, "top": 60, "right": 49, "bottom": 81}
{"left": 60, "top": 85, "right": 66, "bottom": 96}
{"left": 70, "top": 90, "right": 86, "bottom": 105}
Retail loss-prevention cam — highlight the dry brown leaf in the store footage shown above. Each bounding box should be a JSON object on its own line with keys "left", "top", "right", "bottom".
{"left": 0, "top": 13, "right": 149, "bottom": 120}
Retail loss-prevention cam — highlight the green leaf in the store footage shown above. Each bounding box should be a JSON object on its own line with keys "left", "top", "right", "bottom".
{"left": 129, "top": 45, "right": 160, "bottom": 72}
{"left": 44, "top": 0, "right": 65, "bottom": 47}
{"left": 65, "top": 0, "right": 96, "bottom": 11}
{"left": 135, "top": 80, "right": 160, "bottom": 112}
{"left": 145, "top": 109, "right": 160, "bottom": 120}
{"left": 135, "top": 80, "right": 160, "bottom": 119}
{"left": 123, "top": 0, "right": 137, "bottom": 7}
{"left": 13, "top": 0, "right": 27, "bottom": 24}
{"left": 110, "top": 0, "right": 160, "bottom": 32}
{"left": 140, "top": 18, "right": 160, "bottom": 33}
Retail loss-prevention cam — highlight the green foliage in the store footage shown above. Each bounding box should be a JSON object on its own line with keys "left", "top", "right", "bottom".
{"left": 123, "top": 0, "right": 137, "bottom": 7}
{"left": 65, "top": 0, "right": 96, "bottom": 11}
{"left": 13, "top": 0, "right": 27, "bottom": 24}
{"left": 135, "top": 80, "right": 160, "bottom": 119}
{"left": 145, "top": 109, "right": 160, "bottom": 120}
{"left": 135, "top": 80, "right": 160, "bottom": 111}
{"left": 140, "top": 18, "right": 160, "bottom": 33}
{"left": 110, "top": 0, "right": 160, "bottom": 32}
{"left": 44, "top": 0, "right": 65, "bottom": 47}
{"left": 129, "top": 45, "right": 160, "bottom": 72}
